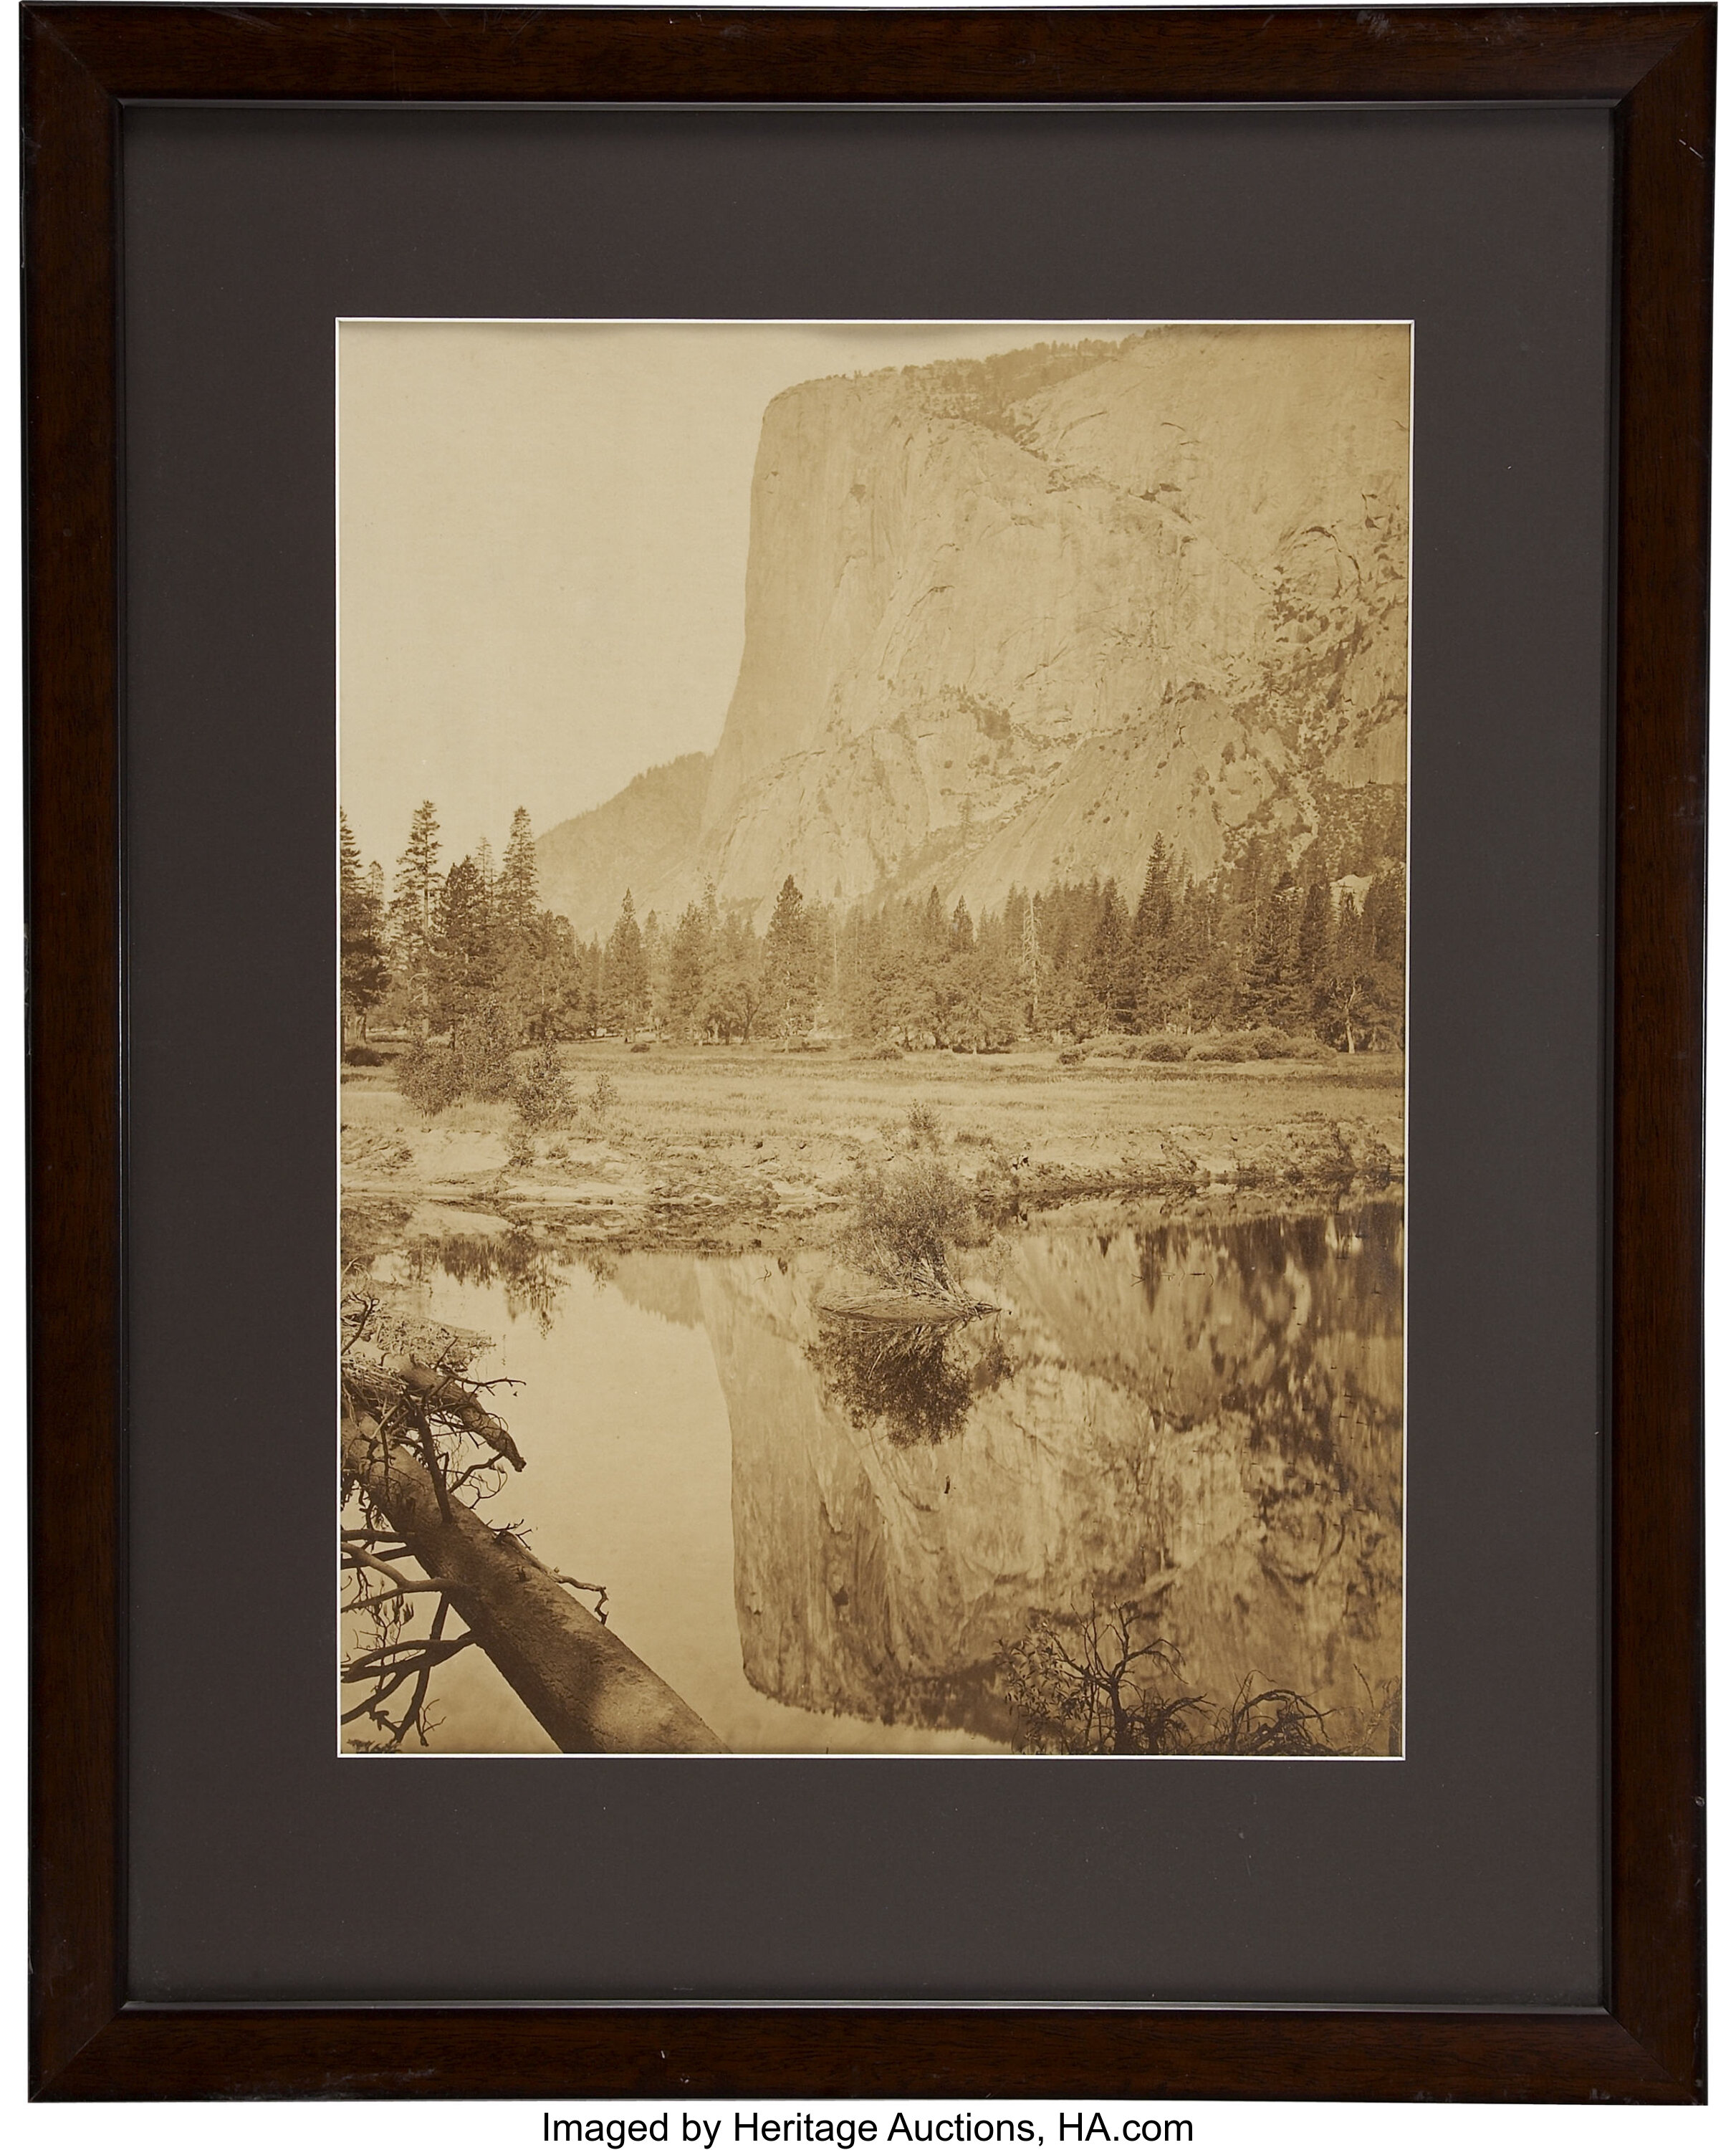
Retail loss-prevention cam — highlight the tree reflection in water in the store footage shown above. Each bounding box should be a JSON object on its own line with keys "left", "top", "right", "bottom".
{"left": 396, "top": 1228, "right": 577, "bottom": 1334}
{"left": 1133, "top": 1199, "right": 1404, "bottom": 1520}
{"left": 998, "top": 1602, "right": 1402, "bottom": 1756}
{"left": 810, "top": 1312, "right": 1010, "bottom": 1446}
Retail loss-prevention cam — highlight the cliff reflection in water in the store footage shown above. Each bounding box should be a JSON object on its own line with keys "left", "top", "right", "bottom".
{"left": 705, "top": 1200, "right": 1403, "bottom": 1747}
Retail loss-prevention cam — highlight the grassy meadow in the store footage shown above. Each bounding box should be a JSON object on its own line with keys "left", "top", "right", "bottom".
{"left": 341, "top": 1037, "right": 1404, "bottom": 1257}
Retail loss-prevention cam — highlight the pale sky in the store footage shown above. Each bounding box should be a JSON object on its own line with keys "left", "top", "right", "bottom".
{"left": 337, "top": 319, "right": 1153, "bottom": 874}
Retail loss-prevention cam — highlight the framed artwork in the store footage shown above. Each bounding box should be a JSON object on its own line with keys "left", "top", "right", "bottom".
{"left": 337, "top": 314, "right": 1411, "bottom": 1764}
{"left": 26, "top": 3, "right": 1708, "bottom": 2104}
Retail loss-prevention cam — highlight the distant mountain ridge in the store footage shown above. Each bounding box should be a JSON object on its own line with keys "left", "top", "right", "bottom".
{"left": 537, "top": 325, "right": 1409, "bottom": 937}
{"left": 537, "top": 752, "right": 710, "bottom": 937}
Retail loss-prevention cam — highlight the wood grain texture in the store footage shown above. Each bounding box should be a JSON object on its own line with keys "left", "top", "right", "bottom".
{"left": 19, "top": 4, "right": 1720, "bottom": 100}
{"left": 1606, "top": 6, "right": 1712, "bottom": 2099}
{"left": 24, "top": 1, "right": 1709, "bottom": 2104}
{"left": 24, "top": 0, "right": 125, "bottom": 2099}
{"left": 39, "top": 2005, "right": 1687, "bottom": 2103}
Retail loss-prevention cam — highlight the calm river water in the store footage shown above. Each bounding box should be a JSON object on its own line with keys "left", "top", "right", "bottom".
{"left": 362, "top": 1198, "right": 1403, "bottom": 1755}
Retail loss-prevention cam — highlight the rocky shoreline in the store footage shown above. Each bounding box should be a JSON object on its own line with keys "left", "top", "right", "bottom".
{"left": 342, "top": 1112, "right": 1400, "bottom": 1267}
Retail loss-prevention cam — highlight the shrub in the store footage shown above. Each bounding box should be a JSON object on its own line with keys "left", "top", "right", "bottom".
{"left": 341, "top": 1043, "right": 385, "bottom": 1067}
{"left": 1286, "top": 1034, "right": 1337, "bottom": 1062}
{"left": 1057, "top": 1046, "right": 1083, "bottom": 1066}
{"left": 866, "top": 1043, "right": 903, "bottom": 1062}
{"left": 629, "top": 1039, "right": 651, "bottom": 1054}
{"left": 1242, "top": 1026, "right": 1291, "bottom": 1059}
{"left": 513, "top": 1036, "right": 577, "bottom": 1132}
{"left": 586, "top": 1069, "right": 619, "bottom": 1126}
{"left": 812, "top": 1317, "right": 1007, "bottom": 1446}
{"left": 452, "top": 1002, "right": 517, "bottom": 1100}
{"left": 841, "top": 1153, "right": 982, "bottom": 1296}
{"left": 395, "top": 1038, "right": 464, "bottom": 1115}
{"left": 1188, "top": 1036, "right": 1259, "bottom": 1064}
{"left": 1138, "top": 1036, "right": 1188, "bottom": 1064}
{"left": 998, "top": 1607, "right": 1349, "bottom": 1755}
{"left": 907, "top": 1100, "right": 941, "bottom": 1147}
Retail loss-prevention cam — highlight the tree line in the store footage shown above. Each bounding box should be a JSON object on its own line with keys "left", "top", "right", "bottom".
{"left": 341, "top": 786, "right": 1405, "bottom": 1061}
{"left": 341, "top": 801, "right": 584, "bottom": 1046}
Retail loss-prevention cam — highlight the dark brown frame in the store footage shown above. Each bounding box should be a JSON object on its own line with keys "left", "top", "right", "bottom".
{"left": 24, "top": 3, "right": 1709, "bottom": 2103}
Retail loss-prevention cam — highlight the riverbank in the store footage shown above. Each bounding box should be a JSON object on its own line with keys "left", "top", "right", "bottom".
{"left": 340, "top": 1039, "right": 1404, "bottom": 1260}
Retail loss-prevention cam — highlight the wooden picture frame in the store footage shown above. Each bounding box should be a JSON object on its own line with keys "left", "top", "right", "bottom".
{"left": 25, "top": 4, "right": 1709, "bottom": 2103}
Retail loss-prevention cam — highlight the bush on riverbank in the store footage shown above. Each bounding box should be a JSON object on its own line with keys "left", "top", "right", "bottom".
{"left": 840, "top": 1153, "right": 982, "bottom": 1296}
{"left": 513, "top": 1036, "right": 577, "bottom": 1133}
{"left": 396, "top": 1037, "right": 465, "bottom": 1116}
{"left": 453, "top": 1003, "right": 517, "bottom": 1100}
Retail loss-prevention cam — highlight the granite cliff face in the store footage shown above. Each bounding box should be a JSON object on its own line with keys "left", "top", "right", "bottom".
{"left": 541, "top": 326, "right": 1409, "bottom": 933}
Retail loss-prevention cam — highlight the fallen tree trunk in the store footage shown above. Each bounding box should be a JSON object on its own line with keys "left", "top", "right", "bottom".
{"left": 342, "top": 1357, "right": 527, "bottom": 1469}
{"left": 342, "top": 1406, "right": 726, "bottom": 1754}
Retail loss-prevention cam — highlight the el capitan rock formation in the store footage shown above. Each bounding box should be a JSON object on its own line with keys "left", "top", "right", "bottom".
{"left": 540, "top": 325, "right": 1409, "bottom": 937}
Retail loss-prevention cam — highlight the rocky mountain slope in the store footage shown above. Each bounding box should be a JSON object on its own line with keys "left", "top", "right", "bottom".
{"left": 537, "top": 751, "right": 709, "bottom": 937}
{"left": 539, "top": 325, "right": 1409, "bottom": 935}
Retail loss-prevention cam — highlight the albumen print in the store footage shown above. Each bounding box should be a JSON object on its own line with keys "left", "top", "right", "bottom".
{"left": 339, "top": 322, "right": 1408, "bottom": 1757}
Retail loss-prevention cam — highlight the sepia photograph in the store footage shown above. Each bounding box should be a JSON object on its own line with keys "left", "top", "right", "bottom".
{"left": 337, "top": 320, "right": 1408, "bottom": 1758}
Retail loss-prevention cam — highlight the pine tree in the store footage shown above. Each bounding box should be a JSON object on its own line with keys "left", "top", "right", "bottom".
{"left": 339, "top": 811, "right": 390, "bottom": 1041}
{"left": 764, "top": 875, "right": 817, "bottom": 1041}
{"left": 431, "top": 853, "right": 497, "bottom": 1033}
{"left": 844, "top": 905, "right": 889, "bottom": 1041}
{"left": 1316, "top": 887, "right": 1386, "bottom": 1054}
{"left": 886, "top": 897, "right": 941, "bottom": 1046}
{"left": 1364, "top": 864, "right": 1407, "bottom": 970}
{"left": 667, "top": 893, "right": 716, "bottom": 1041}
{"left": 391, "top": 800, "right": 441, "bottom": 933}
{"left": 602, "top": 889, "right": 648, "bottom": 1035}
{"left": 706, "top": 909, "right": 764, "bottom": 1043}
{"left": 1017, "top": 890, "right": 1043, "bottom": 1033}
{"left": 1298, "top": 880, "right": 1333, "bottom": 983}
{"left": 1090, "top": 879, "right": 1136, "bottom": 1031}
{"left": 809, "top": 902, "right": 839, "bottom": 1031}
{"left": 642, "top": 909, "right": 668, "bottom": 1031}
{"left": 1133, "top": 836, "right": 1177, "bottom": 947}
{"left": 534, "top": 912, "right": 586, "bottom": 1039}
{"left": 1242, "top": 878, "right": 1303, "bottom": 1028}
{"left": 498, "top": 807, "right": 539, "bottom": 936}
{"left": 576, "top": 937, "right": 605, "bottom": 1036}
{"left": 494, "top": 806, "right": 544, "bottom": 1036}
{"left": 389, "top": 801, "right": 443, "bottom": 1031}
